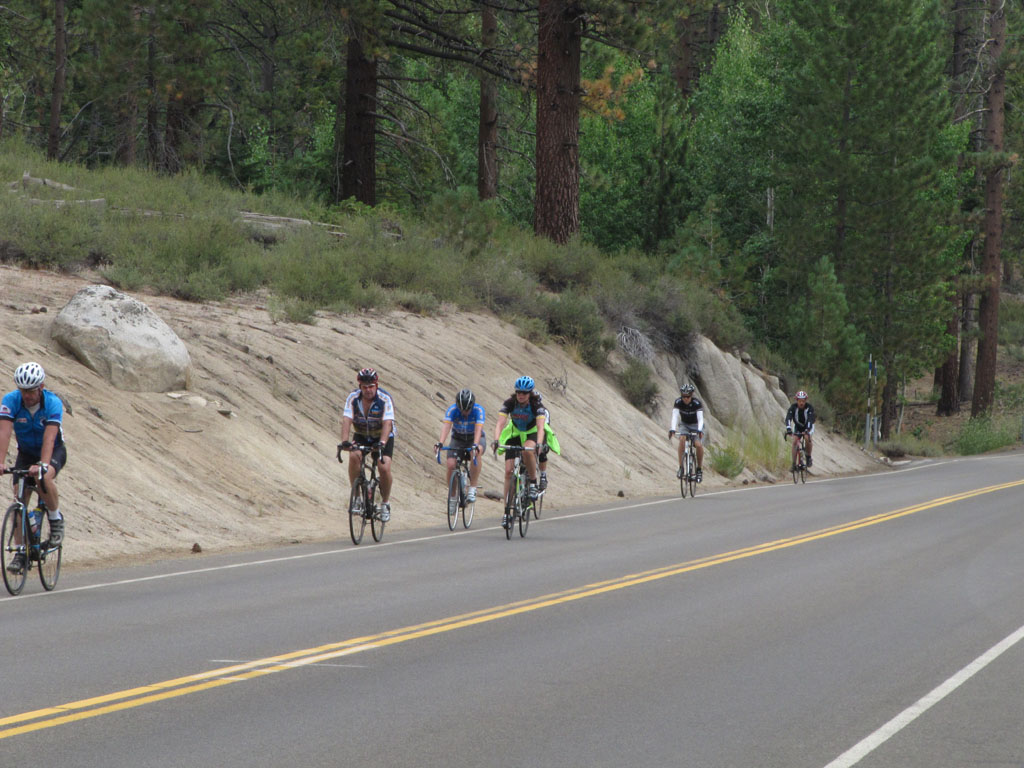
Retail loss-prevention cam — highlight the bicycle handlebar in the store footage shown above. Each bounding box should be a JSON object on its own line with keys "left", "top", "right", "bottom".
{"left": 435, "top": 445, "right": 479, "bottom": 465}
{"left": 337, "top": 442, "right": 383, "bottom": 464}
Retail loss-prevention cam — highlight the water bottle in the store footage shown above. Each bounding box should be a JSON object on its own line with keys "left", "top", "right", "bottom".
{"left": 28, "top": 507, "right": 40, "bottom": 542}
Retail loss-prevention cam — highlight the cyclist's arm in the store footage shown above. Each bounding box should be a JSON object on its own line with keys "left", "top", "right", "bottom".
{"left": 472, "top": 421, "right": 485, "bottom": 451}
{"left": 380, "top": 419, "right": 393, "bottom": 445}
{"left": 493, "top": 413, "right": 508, "bottom": 445}
{"left": 438, "top": 420, "right": 452, "bottom": 447}
{"left": 37, "top": 423, "right": 59, "bottom": 469}
{"left": 0, "top": 419, "right": 12, "bottom": 465}
{"left": 340, "top": 415, "right": 354, "bottom": 444}
{"left": 695, "top": 409, "right": 704, "bottom": 433}
{"left": 534, "top": 414, "right": 546, "bottom": 447}
{"left": 670, "top": 408, "right": 681, "bottom": 434}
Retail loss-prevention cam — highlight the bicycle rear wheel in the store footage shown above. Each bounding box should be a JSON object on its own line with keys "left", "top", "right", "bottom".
{"left": 349, "top": 481, "right": 367, "bottom": 545}
{"left": 446, "top": 472, "right": 460, "bottom": 531}
{"left": 370, "top": 485, "right": 385, "bottom": 542}
{"left": 461, "top": 470, "right": 475, "bottom": 528}
{"left": 37, "top": 516, "right": 62, "bottom": 591}
{"left": 1, "top": 504, "right": 27, "bottom": 596}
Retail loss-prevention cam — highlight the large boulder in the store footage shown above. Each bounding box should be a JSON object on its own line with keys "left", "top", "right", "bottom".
{"left": 52, "top": 285, "right": 192, "bottom": 392}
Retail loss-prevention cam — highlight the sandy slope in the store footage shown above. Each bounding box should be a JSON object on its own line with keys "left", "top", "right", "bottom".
{"left": 0, "top": 265, "right": 880, "bottom": 567}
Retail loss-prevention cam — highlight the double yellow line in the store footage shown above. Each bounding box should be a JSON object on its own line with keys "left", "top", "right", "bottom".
{"left": 3, "top": 479, "right": 1022, "bottom": 739}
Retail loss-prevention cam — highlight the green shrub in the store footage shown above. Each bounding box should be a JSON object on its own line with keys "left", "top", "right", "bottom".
{"left": 618, "top": 360, "right": 660, "bottom": 414}
{"left": 512, "top": 315, "right": 550, "bottom": 345}
{"left": 709, "top": 443, "right": 745, "bottom": 478}
{"left": 877, "top": 434, "right": 943, "bottom": 458}
{"left": 540, "top": 289, "right": 613, "bottom": 367}
{"left": 739, "top": 425, "right": 790, "bottom": 475}
{"left": 952, "top": 416, "right": 1019, "bottom": 455}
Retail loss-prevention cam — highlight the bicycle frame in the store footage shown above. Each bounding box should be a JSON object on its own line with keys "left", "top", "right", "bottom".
{"left": 2, "top": 468, "right": 62, "bottom": 595}
{"left": 339, "top": 443, "right": 384, "bottom": 544}
{"left": 496, "top": 444, "right": 536, "bottom": 538}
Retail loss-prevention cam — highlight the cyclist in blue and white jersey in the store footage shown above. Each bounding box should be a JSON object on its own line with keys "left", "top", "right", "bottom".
{"left": 0, "top": 362, "right": 67, "bottom": 573}
{"left": 434, "top": 388, "right": 485, "bottom": 503}
{"left": 785, "top": 390, "right": 815, "bottom": 470}
{"left": 339, "top": 368, "right": 396, "bottom": 522}
{"left": 668, "top": 383, "right": 704, "bottom": 482}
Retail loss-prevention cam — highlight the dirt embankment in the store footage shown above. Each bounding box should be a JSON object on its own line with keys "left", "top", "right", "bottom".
{"left": 0, "top": 265, "right": 880, "bottom": 567}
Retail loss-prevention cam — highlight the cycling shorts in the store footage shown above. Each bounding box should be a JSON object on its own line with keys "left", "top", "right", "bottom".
{"left": 14, "top": 445, "right": 67, "bottom": 477}
{"left": 353, "top": 434, "right": 394, "bottom": 458}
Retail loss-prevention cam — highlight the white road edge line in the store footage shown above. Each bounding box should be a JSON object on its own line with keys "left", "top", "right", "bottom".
{"left": 822, "top": 621, "right": 1024, "bottom": 768}
{"left": 0, "top": 456, "right": 990, "bottom": 600}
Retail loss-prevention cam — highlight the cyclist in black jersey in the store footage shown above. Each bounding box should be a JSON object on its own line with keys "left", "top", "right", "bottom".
{"left": 784, "top": 390, "right": 815, "bottom": 471}
{"left": 668, "top": 383, "right": 704, "bottom": 482}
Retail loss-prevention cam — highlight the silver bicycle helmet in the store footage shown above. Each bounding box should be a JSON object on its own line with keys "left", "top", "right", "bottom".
{"left": 679, "top": 383, "right": 695, "bottom": 395}
{"left": 13, "top": 362, "right": 45, "bottom": 389}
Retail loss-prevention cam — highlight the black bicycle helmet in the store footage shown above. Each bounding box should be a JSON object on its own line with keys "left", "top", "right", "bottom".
{"left": 456, "top": 388, "right": 475, "bottom": 411}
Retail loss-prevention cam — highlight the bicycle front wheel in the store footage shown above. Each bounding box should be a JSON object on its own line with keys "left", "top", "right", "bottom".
{"left": 370, "top": 486, "right": 385, "bottom": 542}
{"left": 38, "top": 516, "right": 62, "bottom": 591}
{"left": 533, "top": 490, "right": 543, "bottom": 520}
{"left": 349, "top": 481, "right": 367, "bottom": 545}
{"left": 446, "top": 472, "right": 460, "bottom": 531}
{"left": 680, "top": 451, "right": 690, "bottom": 498}
{"left": 519, "top": 497, "right": 530, "bottom": 537}
{"left": 461, "top": 471, "right": 475, "bottom": 528}
{"left": 1, "top": 504, "right": 27, "bottom": 596}
{"left": 687, "top": 450, "right": 698, "bottom": 498}
{"left": 504, "top": 482, "right": 515, "bottom": 540}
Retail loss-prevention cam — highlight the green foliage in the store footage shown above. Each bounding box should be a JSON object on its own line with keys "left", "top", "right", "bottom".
{"left": 709, "top": 443, "right": 745, "bottom": 479}
{"left": 952, "top": 416, "right": 1019, "bottom": 455}
{"left": 618, "top": 360, "right": 660, "bottom": 414}
{"left": 877, "top": 434, "right": 943, "bottom": 458}
{"left": 539, "top": 290, "right": 613, "bottom": 368}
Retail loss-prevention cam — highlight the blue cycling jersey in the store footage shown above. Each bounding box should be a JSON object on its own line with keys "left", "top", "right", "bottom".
{"left": 0, "top": 389, "right": 65, "bottom": 452}
{"left": 444, "top": 403, "right": 485, "bottom": 437}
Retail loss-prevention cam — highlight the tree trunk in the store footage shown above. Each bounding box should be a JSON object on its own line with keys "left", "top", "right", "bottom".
{"left": 880, "top": 362, "right": 898, "bottom": 440}
{"left": 146, "top": 15, "right": 162, "bottom": 168}
{"left": 477, "top": 5, "right": 499, "bottom": 201}
{"left": 339, "top": 33, "right": 377, "bottom": 206}
{"left": 534, "top": 0, "right": 582, "bottom": 244}
{"left": 46, "top": 0, "right": 68, "bottom": 161}
{"left": 959, "top": 290, "right": 976, "bottom": 402}
{"left": 936, "top": 299, "right": 960, "bottom": 415}
{"left": 971, "top": 0, "right": 1006, "bottom": 417}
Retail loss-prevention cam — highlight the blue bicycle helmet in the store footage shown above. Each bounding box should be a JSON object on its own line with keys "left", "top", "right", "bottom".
{"left": 514, "top": 375, "right": 534, "bottom": 393}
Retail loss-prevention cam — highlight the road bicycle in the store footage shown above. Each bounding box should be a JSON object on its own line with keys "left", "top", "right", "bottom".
{"left": 791, "top": 432, "right": 809, "bottom": 484}
{"left": 1, "top": 468, "right": 62, "bottom": 595}
{"left": 672, "top": 431, "right": 700, "bottom": 498}
{"left": 494, "top": 444, "right": 537, "bottom": 539}
{"left": 337, "top": 443, "right": 386, "bottom": 545}
{"left": 436, "top": 445, "right": 477, "bottom": 530}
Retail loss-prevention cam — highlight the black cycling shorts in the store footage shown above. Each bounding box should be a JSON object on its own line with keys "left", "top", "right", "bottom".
{"left": 353, "top": 434, "right": 394, "bottom": 458}
{"left": 14, "top": 445, "right": 67, "bottom": 477}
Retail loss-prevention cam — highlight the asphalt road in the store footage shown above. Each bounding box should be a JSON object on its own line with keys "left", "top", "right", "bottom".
{"left": 3, "top": 454, "right": 1024, "bottom": 767}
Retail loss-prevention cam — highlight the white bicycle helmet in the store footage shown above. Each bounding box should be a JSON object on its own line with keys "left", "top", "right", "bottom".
{"left": 13, "top": 362, "right": 45, "bottom": 389}
{"left": 795, "top": 390, "right": 808, "bottom": 400}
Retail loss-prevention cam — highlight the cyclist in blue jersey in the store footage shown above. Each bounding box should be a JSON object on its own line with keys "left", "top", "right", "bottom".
{"left": 434, "top": 388, "right": 485, "bottom": 503}
{"left": 339, "top": 368, "right": 396, "bottom": 522}
{"left": 0, "top": 362, "right": 67, "bottom": 573}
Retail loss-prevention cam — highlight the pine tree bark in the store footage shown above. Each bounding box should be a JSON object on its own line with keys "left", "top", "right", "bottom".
{"left": 534, "top": 0, "right": 582, "bottom": 244}
{"left": 972, "top": 1, "right": 1006, "bottom": 417}
{"left": 959, "top": 290, "right": 976, "bottom": 402}
{"left": 477, "top": 5, "right": 499, "bottom": 201}
{"left": 46, "top": 0, "right": 68, "bottom": 161}
{"left": 339, "top": 33, "right": 377, "bottom": 206}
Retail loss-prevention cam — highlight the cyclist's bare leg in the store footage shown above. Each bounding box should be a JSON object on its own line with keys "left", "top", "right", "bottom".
{"left": 791, "top": 434, "right": 801, "bottom": 466}
{"left": 469, "top": 449, "right": 483, "bottom": 487}
{"left": 804, "top": 434, "right": 813, "bottom": 462}
{"left": 502, "top": 458, "right": 514, "bottom": 502}
{"left": 346, "top": 447, "right": 362, "bottom": 486}
{"left": 694, "top": 437, "right": 704, "bottom": 469}
{"left": 37, "top": 473, "right": 58, "bottom": 512}
{"left": 676, "top": 437, "right": 685, "bottom": 468}
{"left": 445, "top": 455, "right": 457, "bottom": 487}
{"left": 378, "top": 456, "right": 393, "bottom": 503}
{"left": 523, "top": 439, "right": 539, "bottom": 484}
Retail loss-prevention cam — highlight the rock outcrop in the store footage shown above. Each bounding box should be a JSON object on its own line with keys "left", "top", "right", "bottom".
{"left": 51, "top": 285, "right": 192, "bottom": 392}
